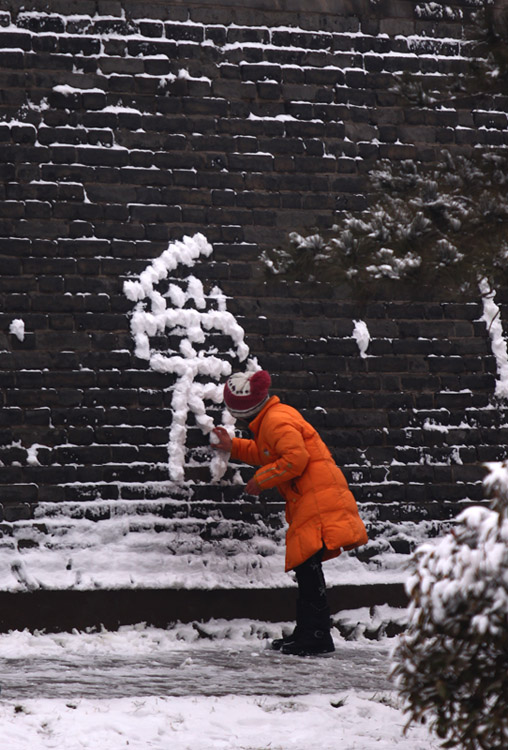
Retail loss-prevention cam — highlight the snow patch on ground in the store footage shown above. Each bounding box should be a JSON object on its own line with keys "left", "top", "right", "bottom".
{"left": 0, "top": 692, "right": 439, "bottom": 750}
{"left": 0, "top": 615, "right": 404, "bottom": 657}
{"left": 0, "top": 621, "right": 438, "bottom": 750}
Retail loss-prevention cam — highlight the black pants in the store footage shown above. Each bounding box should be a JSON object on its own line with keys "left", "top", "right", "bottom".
{"left": 294, "top": 548, "right": 328, "bottom": 608}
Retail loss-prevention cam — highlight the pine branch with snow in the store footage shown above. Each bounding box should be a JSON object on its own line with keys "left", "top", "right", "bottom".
{"left": 468, "top": 2, "right": 508, "bottom": 91}
{"left": 391, "top": 460, "right": 508, "bottom": 749}
{"left": 263, "top": 149, "right": 508, "bottom": 297}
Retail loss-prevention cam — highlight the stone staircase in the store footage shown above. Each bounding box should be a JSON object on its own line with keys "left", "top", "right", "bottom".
{"left": 0, "top": 1, "right": 507, "bottom": 611}
{"left": 2, "top": 287, "right": 506, "bottom": 582}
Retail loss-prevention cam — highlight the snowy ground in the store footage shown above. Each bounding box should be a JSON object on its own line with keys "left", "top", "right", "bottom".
{"left": 0, "top": 620, "right": 440, "bottom": 750}
{"left": 0, "top": 693, "right": 439, "bottom": 750}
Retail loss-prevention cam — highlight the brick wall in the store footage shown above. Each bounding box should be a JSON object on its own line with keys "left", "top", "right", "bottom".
{"left": 0, "top": 0, "right": 507, "bottom": 557}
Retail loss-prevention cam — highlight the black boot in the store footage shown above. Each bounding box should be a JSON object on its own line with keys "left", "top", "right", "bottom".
{"left": 281, "top": 602, "right": 335, "bottom": 657}
{"left": 271, "top": 629, "right": 297, "bottom": 651}
{"left": 271, "top": 599, "right": 304, "bottom": 650}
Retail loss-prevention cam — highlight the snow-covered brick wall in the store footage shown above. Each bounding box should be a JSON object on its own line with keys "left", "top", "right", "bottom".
{"left": 0, "top": 0, "right": 507, "bottom": 579}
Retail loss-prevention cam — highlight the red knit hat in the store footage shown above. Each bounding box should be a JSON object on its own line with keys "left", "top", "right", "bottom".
{"left": 223, "top": 370, "right": 271, "bottom": 419}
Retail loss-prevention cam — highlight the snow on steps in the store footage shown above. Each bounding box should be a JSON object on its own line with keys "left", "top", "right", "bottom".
{"left": 0, "top": 497, "right": 433, "bottom": 563}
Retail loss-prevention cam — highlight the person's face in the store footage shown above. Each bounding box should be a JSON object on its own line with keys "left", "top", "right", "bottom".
{"left": 225, "top": 408, "right": 251, "bottom": 431}
{"left": 235, "top": 417, "right": 251, "bottom": 431}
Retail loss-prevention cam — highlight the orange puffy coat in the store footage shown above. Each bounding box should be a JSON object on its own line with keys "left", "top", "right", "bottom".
{"left": 230, "top": 396, "right": 368, "bottom": 571}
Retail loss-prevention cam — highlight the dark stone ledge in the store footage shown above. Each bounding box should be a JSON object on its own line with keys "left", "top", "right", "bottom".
{"left": 0, "top": 583, "right": 408, "bottom": 632}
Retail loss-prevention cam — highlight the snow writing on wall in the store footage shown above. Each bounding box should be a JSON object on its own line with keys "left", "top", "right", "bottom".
{"left": 123, "top": 233, "right": 251, "bottom": 484}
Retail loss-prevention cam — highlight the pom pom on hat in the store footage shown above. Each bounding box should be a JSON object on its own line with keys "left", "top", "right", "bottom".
{"left": 223, "top": 370, "right": 271, "bottom": 419}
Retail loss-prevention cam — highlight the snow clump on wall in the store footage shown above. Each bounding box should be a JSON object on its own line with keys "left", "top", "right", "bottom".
{"left": 352, "top": 320, "right": 371, "bottom": 358}
{"left": 479, "top": 277, "right": 508, "bottom": 400}
{"left": 9, "top": 319, "right": 25, "bottom": 341}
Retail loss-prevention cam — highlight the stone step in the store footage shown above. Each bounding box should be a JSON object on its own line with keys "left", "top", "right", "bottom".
{"left": 0, "top": 491, "right": 476, "bottom": 552}
{"left": 0, "top": 583, "right": 409, "bottom": 632}
{"left": 0, "top": 504, "right": 457, "bottom": 582}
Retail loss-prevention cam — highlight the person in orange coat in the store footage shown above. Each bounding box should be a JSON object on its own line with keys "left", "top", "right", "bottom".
{"left": 212, "top": 369, "right": 368, "bottom": 656}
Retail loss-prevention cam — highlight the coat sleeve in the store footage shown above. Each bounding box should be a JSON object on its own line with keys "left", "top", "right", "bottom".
{"left": 254, "top": 422, "right": 310, "bottom": 490}
{"left": 231, "top": 437, "right": 261, "bottom": 466}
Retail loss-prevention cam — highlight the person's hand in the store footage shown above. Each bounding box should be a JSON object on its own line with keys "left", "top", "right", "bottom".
{"left": 245, "top": 477, "right": 262, "bottom": 496}
{"left": 210, "top": 426, "right": 232, "bottom": 453}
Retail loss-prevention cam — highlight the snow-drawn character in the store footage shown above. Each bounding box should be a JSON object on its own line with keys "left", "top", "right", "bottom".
{"left": 211, "top": 369, "right": 368, "bottom": 657}
{"left": 123, "top": 233, "right": 250, "bottom": 485}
